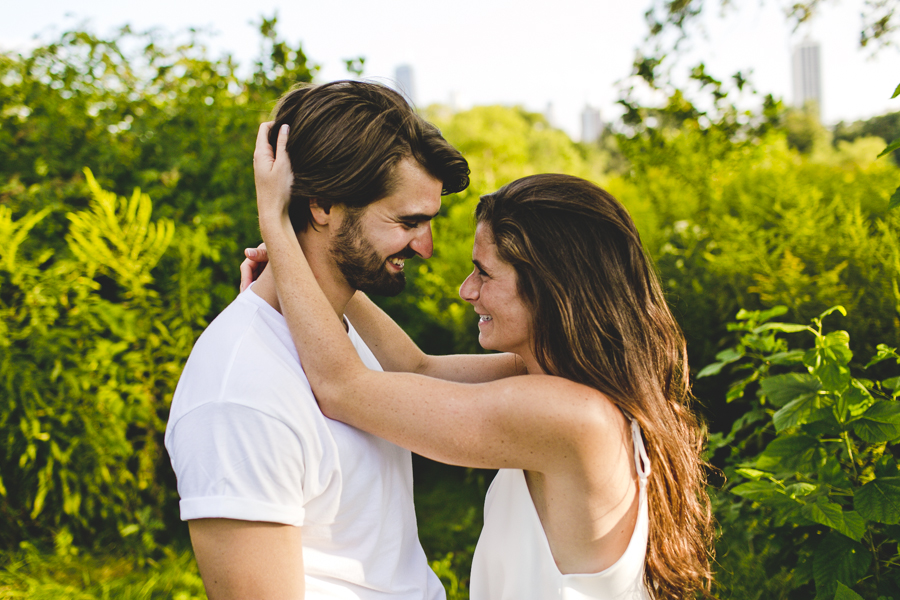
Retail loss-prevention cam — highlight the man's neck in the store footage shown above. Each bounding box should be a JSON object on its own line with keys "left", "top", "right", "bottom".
{"left": 251, "top": 234, "right": 354, "bottom": 320}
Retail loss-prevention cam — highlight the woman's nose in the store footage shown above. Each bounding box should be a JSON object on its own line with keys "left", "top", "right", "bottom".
{"left": 459, "top": 271, "right": 479, "bottom": 303}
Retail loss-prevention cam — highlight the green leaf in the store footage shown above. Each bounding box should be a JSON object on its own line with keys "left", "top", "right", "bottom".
{"left": 840, "top": 511, "right": 867, "bottom": 541}
{"left": 715, "top": 348, "right": 743, "bottom": 362}
{"left": 883, "top": 376, "right": 900, "bottom": 390}
{"left": 753, "top": 322, "right": 811, "bottom": 334}
{"left": 756, "top": 434, "right": 818, "bottom": 472}
{"left": 813, "top": 533, "right": 870, "bottom": 597}
{"left": 851, "top": 401, "right": 900, "bottom": 443}
{"left": 877, "top": 137, "right": 900, "bottom": 158}
{"left": 817, "top": 361, "right": 852, "bottom": 392}
{"left": 890, "top": 186, "right": 900, "bottom": 210}
{"left": 765, "top": 349, "right": 806, "bottom": 365}
{"left": 732, "top": 480, "right": 788, "bottom": 502}
{"left": 737, "top": 305, "right": 788, "bottom": 322}
{"left": 875, "top": 454, "right": 900, "bottom": 478}
{"left": 804, "top": 341, "right": 852, "bottom": 392}
{"left": 726, "top": 383, "right": 747, "bottom": 403}
{"left": 784, "top": 482, "right": 818, "bottom": 499}
{"left": 820, "top": 457, "right": 853, "bottom": 488}
{"left": 734, "top": 467, "right": 768, "bottom": 480}
{"left": 821, "top": 331, "right": 851, "bottom": 356}
{"left": 773, "top": 393, "right": 822, "bottom": 432}
{"left": 866, "top": 344, "right": 900, "bottom": 368}
{"left": 759, "top": 305, "right": 790, "bottom": 321}
{"left": 892, "top": 82, "right": 900, "bottom": 99}
{"left": 696, "top": 361, "right": 726, "bottom": 378}
{"left": 801, "top": 496, "right": 865, "bottom": 541}
{"left": 697, "top": 348, "right": 744, "bottom": 378}
{"left": 818, "top": 306, "right": 848, "bottom": 320}
{"left": 855, "top": 476, "right": 900, "bottom": 524}
{"left": 833, "top": 582, "right": 864, "bottom": 600}
{"left": 835, "top": 379, "right": 874, "bottom": 423}
{"left": 760, "top": 373, "right": 822, "bottom": 407}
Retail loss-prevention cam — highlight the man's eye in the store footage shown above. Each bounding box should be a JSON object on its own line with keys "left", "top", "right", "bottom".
{"left": 402, "top": 221, "right": 420, "bottom": 229}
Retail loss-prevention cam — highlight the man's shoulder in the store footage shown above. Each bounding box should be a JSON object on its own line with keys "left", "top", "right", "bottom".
{"left": 170, "top": 292, "right": 314, "bottom": 421}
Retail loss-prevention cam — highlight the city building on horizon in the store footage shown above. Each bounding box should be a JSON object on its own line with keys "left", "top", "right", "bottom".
{"left": 394, "top": 64, "right": 416, "bottom": 106}
{"left": 544, "top": 101, "right": 557, "bottom": 128}
{"left": 792, "top": 39, "right": 822, "bottom": 117}
{"left": 581, "top": 104, "right": 602, "bottom": 143}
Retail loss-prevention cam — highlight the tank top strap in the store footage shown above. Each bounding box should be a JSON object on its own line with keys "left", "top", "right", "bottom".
{"left": 629, "top": 418, "right": 652, "bottom": 484}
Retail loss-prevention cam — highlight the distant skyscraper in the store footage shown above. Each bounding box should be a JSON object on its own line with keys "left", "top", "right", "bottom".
{"left": 581, "top": 105, "right": 602, "bottom": 143}
{"left": 544, "top": 102, "right": 557, "bottom": 128}
{"left": 792, "top": 39, "right": 822, "bottom": 116}
{"left": 394, "top": 64, "right": 416, "bottom": 106}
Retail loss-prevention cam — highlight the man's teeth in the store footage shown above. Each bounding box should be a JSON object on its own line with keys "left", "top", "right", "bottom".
{"left": 388, "top": 258, "right": 405, "bottom": 268}
{"left": 479, "top": 315, "right": 492, "bottom": 322}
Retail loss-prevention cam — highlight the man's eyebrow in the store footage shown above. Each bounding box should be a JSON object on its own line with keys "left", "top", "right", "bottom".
{"left": 399, "top": 211, "right": 440, "bottom": 222}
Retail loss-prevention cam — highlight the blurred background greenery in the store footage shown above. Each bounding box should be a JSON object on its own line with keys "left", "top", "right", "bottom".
{"left": 1, "top": 5, "right": 899, "bottom": 599}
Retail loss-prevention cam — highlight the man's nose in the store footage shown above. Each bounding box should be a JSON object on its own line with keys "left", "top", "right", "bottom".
{"left": 410, "top": 223, "right": 433, "bottom": 259}
{"left": 459, "top": 272, "right": 478, "bottom": 303}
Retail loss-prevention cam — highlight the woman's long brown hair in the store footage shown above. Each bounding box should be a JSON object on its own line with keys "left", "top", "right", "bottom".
{"left": 476, "top": 174, "right": 714, "bottom": 599}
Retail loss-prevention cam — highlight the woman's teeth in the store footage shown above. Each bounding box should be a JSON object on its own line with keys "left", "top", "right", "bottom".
{"left": 479, "top": 315, "right": 492, "bottom": 323}
{"left": 388, "top": 258, "right": 405, "bottom": 269}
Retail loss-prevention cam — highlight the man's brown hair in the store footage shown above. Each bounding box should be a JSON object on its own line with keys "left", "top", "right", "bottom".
{"left": 267, "top": 81, "right": 470, "bottom": 232}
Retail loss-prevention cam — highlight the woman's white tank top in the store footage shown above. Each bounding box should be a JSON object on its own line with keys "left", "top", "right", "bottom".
{"left": 469, "top": 419, "right": 652, "bottom": 600}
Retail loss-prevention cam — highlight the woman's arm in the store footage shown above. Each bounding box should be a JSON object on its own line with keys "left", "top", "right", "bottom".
{"left": 239, "top": 246, "right": 522, "bottom": 383}
{"left": 345, "top": 291, "right": 523, "bottom": 382}
{"left": 254, "top": 123, "right": 615, "bottom": 471}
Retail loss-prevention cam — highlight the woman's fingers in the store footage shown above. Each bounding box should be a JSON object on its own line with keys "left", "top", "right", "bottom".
{"left": 254, "top": 122, "right": 275, "bottom": 169}
{"left": 239, "top": 257, "right": 260, "bottom": 292}
{"left": 254, "top": 122, "right": 293, "bottom": 220}
{"left": 275, "top": 123, "right": 289, "bottom": 163}
{"left": 238, "top": 245, "right": 269, "bottom": 292}
{"left": 245, "top": 245, "right": 269, "bottom": 262}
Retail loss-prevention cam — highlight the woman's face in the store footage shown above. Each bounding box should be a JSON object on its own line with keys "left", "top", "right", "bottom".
{"left": 459, "top": 222, "right": 532, "bottom": 358}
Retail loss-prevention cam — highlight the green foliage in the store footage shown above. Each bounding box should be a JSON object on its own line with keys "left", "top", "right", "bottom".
{"left": 0, "top": 16, "right": 313, "bottom": 313}
{"left": 705, "top": 307, "right": 900, "bottom": 599}
{"left": 609, "top": 94, "right": 900, "bottom": 396}
{"left": 0, "top": 540, "right": 205, "bottom": 599}
{"left": 873, "top": 84, "right": 900, "bottom": 210}
{"left": 0, "top": 173, "right": 211, "bottom": 551}
{"left": 414, "top": 461, "right": 490, "bottom": 599}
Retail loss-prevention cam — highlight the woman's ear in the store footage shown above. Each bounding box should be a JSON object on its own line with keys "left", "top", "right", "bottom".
{"left": 309, "top": 199, "right": 332, "bottom": 227}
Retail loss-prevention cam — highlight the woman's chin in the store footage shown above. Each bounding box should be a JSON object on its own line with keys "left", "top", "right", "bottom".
{"left": 477, "top": 334, "right": 494, "bottom": 352}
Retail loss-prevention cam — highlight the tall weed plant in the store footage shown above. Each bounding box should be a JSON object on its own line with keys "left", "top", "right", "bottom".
{"left": 706, "top": 306, "right": 900, "bottom": 599}
{"left": 613, "top": 123, "right": 900, "bottom": 383}
{"left": 0, "top": 170, "right": 213, "bottom": 551}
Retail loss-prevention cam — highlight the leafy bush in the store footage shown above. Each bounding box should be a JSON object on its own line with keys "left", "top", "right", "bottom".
{"left": 0, "top": 170, "right": 211, "bottom": 551}
{"left": 706, "top": 306, "right": 900, "bottom": 599}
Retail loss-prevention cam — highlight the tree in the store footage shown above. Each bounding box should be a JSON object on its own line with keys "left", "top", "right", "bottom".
{"left": 644, "top": 0, "right": 900, "bottom": 52}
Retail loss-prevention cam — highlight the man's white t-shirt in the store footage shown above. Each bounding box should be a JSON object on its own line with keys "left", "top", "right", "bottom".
{"left": 165, "top": 288, "right": 445, "bottom": 600}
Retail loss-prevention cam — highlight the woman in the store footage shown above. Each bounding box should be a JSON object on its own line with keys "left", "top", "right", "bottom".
{"left": 252, "top": 123, "right": 713, "bottom": 599}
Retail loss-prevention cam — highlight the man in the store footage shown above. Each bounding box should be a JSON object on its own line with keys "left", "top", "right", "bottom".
{"left": 165, "top": 81, "right": 472, "bottom": 599}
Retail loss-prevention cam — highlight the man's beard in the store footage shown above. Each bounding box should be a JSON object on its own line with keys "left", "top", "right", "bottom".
{"left": 330, "top": 210, "right": 414, "bottom": 297}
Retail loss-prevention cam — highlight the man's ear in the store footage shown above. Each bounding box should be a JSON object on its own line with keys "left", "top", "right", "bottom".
{"left": 309, "top": 199, "right": 332, "bottom": 227}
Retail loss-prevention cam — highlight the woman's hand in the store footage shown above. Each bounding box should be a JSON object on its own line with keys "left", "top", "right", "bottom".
{"left": 254, "top": 122, "right": 293, "bottom": 232}
{"left": 239, "top": 244, "right": 269, "bottom": 293}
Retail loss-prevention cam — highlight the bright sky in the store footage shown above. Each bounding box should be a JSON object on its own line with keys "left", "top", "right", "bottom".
{"left": 3, "top": 0, "right": 899, "bottom": 139}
